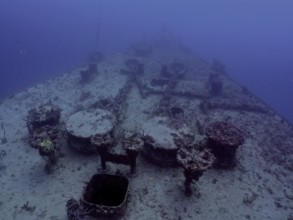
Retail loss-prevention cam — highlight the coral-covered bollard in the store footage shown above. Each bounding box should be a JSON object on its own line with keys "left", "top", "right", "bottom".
{"left": 177, "top": 143, "right": 215, "bottom": 196}
{"left": 205, "top": 121, "right": 245, "bottom": 168}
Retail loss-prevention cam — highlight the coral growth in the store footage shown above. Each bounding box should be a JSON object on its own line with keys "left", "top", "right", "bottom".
{"left": 177, "top": 141, "right": 215, "bottom": 196}
{"left": 205, "top": 121, "right": 245, "bottom": 147}
{"left": 122, "top": 131, "right": 143, "bottom": 152}
{"left": 26, "top": 103, "right": 61, "bottom": 134}
{"left": 93, "top": 131, "right": 142, "bottom": 173}
{"left": 205, "top": 121, "right": 245, "bottom": 168}
{"left": 27, "top": 104, "right": 62, "bottom": 173}
{"left": 90, "top": 133, "right": 113, "bottom": 149}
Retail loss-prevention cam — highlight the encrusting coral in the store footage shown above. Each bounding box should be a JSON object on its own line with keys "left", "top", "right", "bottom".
{"left": 177, "top": 141, "right": 215, "bottom": 196}
{"left": 205, "top": 121, "right": 245, "bottom": 168}
{"left": 27, "top": 104, "right": 62, "bottom": 173}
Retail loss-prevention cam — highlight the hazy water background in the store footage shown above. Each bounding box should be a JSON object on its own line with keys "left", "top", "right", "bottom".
{"left": 0, "top": 0, "right": 292, "bottom": 123}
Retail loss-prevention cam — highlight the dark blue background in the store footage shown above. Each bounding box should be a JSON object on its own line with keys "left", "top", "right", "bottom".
{"left": 0, "top": 0, "right": 292, "bottom": 122}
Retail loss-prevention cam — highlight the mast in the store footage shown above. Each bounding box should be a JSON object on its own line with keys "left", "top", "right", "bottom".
{"left": 95, "top": 0, "right": 103, "bottom": 51}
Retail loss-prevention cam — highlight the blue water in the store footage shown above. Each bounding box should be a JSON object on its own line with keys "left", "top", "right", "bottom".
{"left": 1, "top": 0, "right": 292, "bottom": 123}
